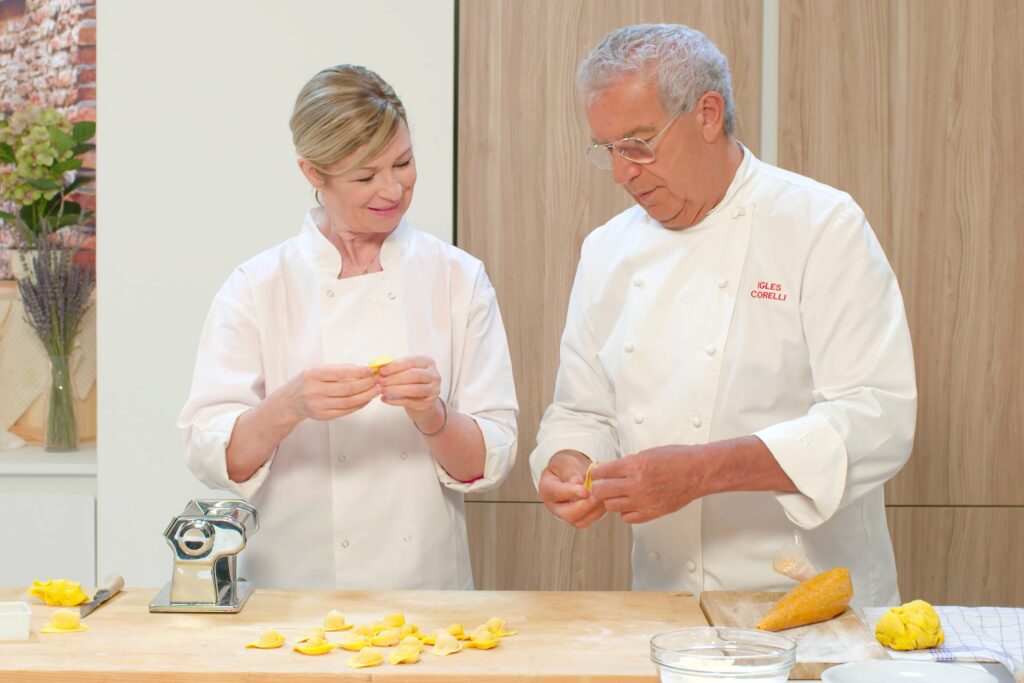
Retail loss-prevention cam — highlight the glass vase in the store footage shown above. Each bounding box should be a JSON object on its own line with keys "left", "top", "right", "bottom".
{"left": 45, "top": 354, "right": 79, "bottom": 452}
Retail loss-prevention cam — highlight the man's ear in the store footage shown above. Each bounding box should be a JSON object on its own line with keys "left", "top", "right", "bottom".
{"left": 698, "top": 91, "right": 726, "bottom": 142}
{"left": 297, "top": 157, "right": 325, "bottom": 188}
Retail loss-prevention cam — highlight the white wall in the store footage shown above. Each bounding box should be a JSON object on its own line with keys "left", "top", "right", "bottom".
{"left": 97, "top": 0, "right": 454, "bottom": 587}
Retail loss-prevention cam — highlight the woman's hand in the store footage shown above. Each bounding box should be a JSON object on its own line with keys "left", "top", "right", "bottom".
{"left": 278, "top": 364, "right": 381, "bottom": 423}
{"left": 378, "top": 355, "right": 444, "bottom": 430}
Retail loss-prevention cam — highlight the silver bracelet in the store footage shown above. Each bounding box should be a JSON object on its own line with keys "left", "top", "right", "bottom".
{"left": 414, "top": 398, "right": 448, "bottom": 436}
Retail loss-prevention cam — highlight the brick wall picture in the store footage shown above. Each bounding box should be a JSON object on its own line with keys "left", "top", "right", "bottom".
{"left": 0, "top": 0, "right": 95, "bottom": 278}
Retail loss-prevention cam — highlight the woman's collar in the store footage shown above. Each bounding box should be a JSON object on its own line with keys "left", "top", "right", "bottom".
{"left": 300, "top": 207, "right": 411, "bottom": 277}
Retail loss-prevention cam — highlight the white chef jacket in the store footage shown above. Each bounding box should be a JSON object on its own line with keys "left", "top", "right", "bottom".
{"left": 530, "top": 147, "right": 916, "bottom": 607}
{"left": 179, "top": 209, "right": 518, "bottom": 590}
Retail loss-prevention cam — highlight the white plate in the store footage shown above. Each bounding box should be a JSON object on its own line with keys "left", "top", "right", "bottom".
{"left": 822, "top": 661, "right": 998, "bottom": 682}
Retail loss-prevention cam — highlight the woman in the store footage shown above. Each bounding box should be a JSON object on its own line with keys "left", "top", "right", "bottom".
{"left": 178, "top": 65, "right": 518, "bottom": 589}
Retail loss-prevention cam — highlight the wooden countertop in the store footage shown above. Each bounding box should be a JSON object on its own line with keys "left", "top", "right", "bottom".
{"left": 0, "top": 588, "right": 707, "bottom": 682}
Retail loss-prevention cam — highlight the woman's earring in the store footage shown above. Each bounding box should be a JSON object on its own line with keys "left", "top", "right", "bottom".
{"left": 315, "top": 189, "right": 323, "bottom": 206}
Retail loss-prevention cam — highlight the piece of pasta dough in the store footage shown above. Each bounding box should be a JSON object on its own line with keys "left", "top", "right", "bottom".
{"left": 432, "top": 631, "right": 463, "bottom": 656}
{"left": 29, "top": 579, "right": 89, "bottom": 607}
{"left": 40, "top": 608, "right": 88, "bottom": 633}
{"left": 347, "top": 647, "right": 385, "bottom": 668}
{"left": 293, "top": 635, "right": 334, "bottom": 656}
{"left": 322, "top": 610, "right": 353, "bottom": 632}
{"left": 245, "top": 629, "right": 285, "bottom": 649}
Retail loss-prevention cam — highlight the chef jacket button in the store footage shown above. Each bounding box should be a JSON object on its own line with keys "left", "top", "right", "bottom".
{"left": 704, "top": 344, "right": 717, "bottom": 356}
{"left": 400, "top": 452, "right": 408, "bottom": 460}
{"left": 686, "top": 560, "right": 697, "bottom": 573}
{"left": 403, "top": 535, "right": 412, "bottom": 543}
{"left": 340, "top": 540, "right": 350, "bottom": 549}
{"left": 633, "top": 414, "right": 645, "bottom": 424}
{"left": 388, "top": 291, "right": 397, "bottom": 300}
{"left": 337, "top": 454, "right": 346, "bottom": 463}
{"left": 800, "top": 436, "right": 813, "bottom": 446}
{"left": 633, "top": 276, "right": 645, "bottom": 289}
{"left": 326, "top": 289, "right": 335, "bottom": 298}
{"left": 649, "top": 551, "right": 660, "bottom": 561}
{"left": 624, "top": 342, "right": 635, "bottom": 353}
{"left": 732, "top": 207, "right": 745, "bottom": 219}
{"left": 717, "top": 278, "right": 728, "bottom": 289}
{"left": 690, "top": 416, "right": 702, "bottom": 428}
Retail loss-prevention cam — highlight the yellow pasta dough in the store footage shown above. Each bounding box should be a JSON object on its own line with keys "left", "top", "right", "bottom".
{"left": 446, "top": 623, "right": 469, "bottom": 640}
{"left": 347, "top": 647, "right": 384, "bottom": 668}
{"left": 322, "top": 610, "right": 353, "bottom": 632}
{"left": 29, "top": 579, "right": 89, "bottom": 607}
{"left": 399, "top": 635, "right": 424, "bottom": 652}
{"left": 432, "top": 631, "right": 463, "bottom": 656}
{"left": 352, "top": 624, "right": 375, "bottom": 638}
{"left": 584, "top": 462, "right": 595, "bottom": 491}
{"left": 368, "top": 356, "right": 395, "bottom": 373}
{"left": 486, "top": 616, "right": 517, "bottom": 637}
{"left": 337, "top": 635, "right": 372, "bottom": 651}
{"left": 876, "top": 600, "right": 945, "bottom": 651}
{"left": 295, "top": 627, "right": 325, "bottom": 643}
{"left": 40, "top": 608, "right": 88, "bottom": 633}
{"left": 382, "top": 612, "right": 405, "bottom": 628}
{"left": 370, "top": 628, "right": 401, "bottom": 647}
{"left": 293, "top": 635, "right": 334, "bottom": 656}
{"left": 389, "top": 643, "right": 422, "bottom": 665}
{"left": 463, "top": 626, "right": 500, "bottom": 649}
{"left": 245, "top": 629, "right": 285, "bottom": 649}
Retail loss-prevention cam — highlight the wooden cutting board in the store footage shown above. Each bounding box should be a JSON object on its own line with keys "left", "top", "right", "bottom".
{"left": 0, "top": 588, "right": 707, "bottom": 681}
{"left": 700, "top": 591, "right": 890, "bottom": 680}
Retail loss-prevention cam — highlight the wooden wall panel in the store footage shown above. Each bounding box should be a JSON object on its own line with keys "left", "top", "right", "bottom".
{"left": 778, "top": 0, "right": 893, "bottom": 252}
{"left": 780, "top": 0, "right": 1024, "bottom": 606}
{"left": 780, "top": 0, "right": 1024, "bottom": 508}
{"left": 887, "top": 0, "right": 1024, "bottom": 506}
{"left": 458, "top": 0, "right": 763, "bottom": 505}
{"left": 467, "top": 502, "right": 633, "bottom": 591}
{"left": 887, "top": 507, "right": 1024, "bottom": 606}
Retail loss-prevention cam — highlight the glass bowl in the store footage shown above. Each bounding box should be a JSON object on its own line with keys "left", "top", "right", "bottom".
{"left": 651, "top": 627, "right": 797, "bottom": 682}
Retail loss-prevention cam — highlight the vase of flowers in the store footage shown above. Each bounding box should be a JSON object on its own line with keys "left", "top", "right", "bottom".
{"left": 15, "top": 222, "right": 95, "bottom": 451}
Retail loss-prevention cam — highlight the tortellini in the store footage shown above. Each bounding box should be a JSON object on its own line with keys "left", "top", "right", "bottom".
{"left": 245, "top": 629, "right": 285, "bottom": 649}
{"left": 486, "top": 616, "right": 517, "bottom": 637}
{"left": 258, "top": 611, "right": 516, "bottom": 666}
{"left": 432, "top": 631, "right": 463, "bottom": 656}
{"left": 293, "top": 634, "right": 334, "bottom": 655}
{"left": 370, "top": 628, "right": 401, "bottom": 647}
{"left": 389, "top": 643, "right": 422, "bottom": 665}
{"left": 463, "top": 625, "right": 500, "bottom": 649}
{"left": 40, "top": 608, "right": 88, "bottom": 633}
{"left": 322, "top": 610, "right": 353, "bottom": 632}
{"left": 347, "top": 647, "right": 385, "bottom": 668}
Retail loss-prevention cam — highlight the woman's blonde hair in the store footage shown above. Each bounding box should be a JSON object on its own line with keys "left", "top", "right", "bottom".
{"left": 290, "top": 65, "right": 408, "bottom": 176}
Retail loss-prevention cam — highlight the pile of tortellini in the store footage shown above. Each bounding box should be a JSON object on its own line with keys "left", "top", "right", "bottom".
{"left": 245, "top": 609, "right": 517, "bottom": 669}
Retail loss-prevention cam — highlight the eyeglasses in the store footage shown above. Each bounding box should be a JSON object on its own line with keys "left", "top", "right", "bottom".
{"left": 585, "top": 110, "right": 683, "bottom": 170}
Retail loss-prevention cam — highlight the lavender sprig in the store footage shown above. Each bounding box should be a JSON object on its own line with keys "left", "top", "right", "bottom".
{"left": 16, "top": 224, "right": 95, "bottom": 357}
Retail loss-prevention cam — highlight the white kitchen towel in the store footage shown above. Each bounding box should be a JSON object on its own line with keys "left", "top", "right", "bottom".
{"left": 864, "top": 606, "right": 1024, "bottom": 682}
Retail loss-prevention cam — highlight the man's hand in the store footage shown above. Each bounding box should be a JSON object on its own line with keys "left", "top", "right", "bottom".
{"left": 538, "top": 451, "right": 606, "bottom": 528}
{"left": 589, "top": 445, "right": 712, "bottom": 524}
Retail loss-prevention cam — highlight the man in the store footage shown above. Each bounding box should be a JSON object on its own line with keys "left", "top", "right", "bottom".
{"left": 530, "top": 24, "right": 916, "bottom": 606}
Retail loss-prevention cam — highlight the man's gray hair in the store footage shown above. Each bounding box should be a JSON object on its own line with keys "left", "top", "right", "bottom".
{"left": 577, "top": 24, "right": 736, "bottom": 137}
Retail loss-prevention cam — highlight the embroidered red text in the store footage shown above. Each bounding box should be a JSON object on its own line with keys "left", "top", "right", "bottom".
{"left": 751, "top": 281, "right": 787, "bottom": 301}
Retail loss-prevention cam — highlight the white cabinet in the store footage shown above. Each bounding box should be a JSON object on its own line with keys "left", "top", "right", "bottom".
{"left": 0, "top": 445, "right": 96, "bottom": 587}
